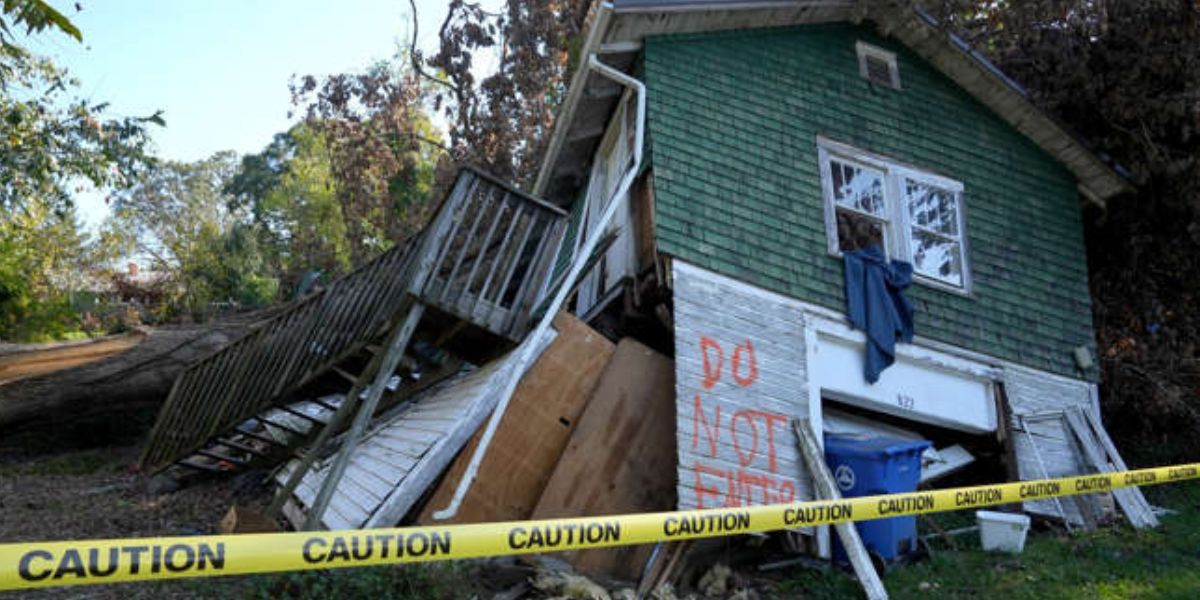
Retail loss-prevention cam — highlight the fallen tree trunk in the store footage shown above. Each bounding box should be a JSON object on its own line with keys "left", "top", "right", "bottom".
{"left": 0, "top": 317, "right": 263, "bottom": 445}
{"left": 0, "top": 331, "right": 149, "bottom": 385}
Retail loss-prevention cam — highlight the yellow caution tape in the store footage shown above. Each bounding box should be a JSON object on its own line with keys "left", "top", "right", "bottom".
{"left": 2, "top": 463, "right": 1197, "bottom": 591}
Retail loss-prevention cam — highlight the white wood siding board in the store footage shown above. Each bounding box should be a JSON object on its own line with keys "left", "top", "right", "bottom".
{"left": 404, "top": 403, "right": 481, "bottom": 419}
{"left": 292, "top": 475, "right": 317, "bottom": 506}
{"left": 675, "top": 447, "right": 806, "bottom": 476}
{"left": 673, "top": 335, "right": 806, "bottom": 369}
{"left": 320, "top": 499, "right": 359, "bottom": 531}
{"left": 394, "top": 414, "right": 470, "bottom": 429}
{"left": 1004, "top": 366, "right": 1092, "bottom": 415}
{"left": 347, "top": 455, "right": 408, "bottom": 489}
{"left": 399, "top": 395, "right": 472, "bottom": 417}
{"left": 345, "top": 463, "right": 397, "bottom": 499}
{"left": 372, "top": 426, "right": 445, "bottom": 448}
{"left": 350, "top": 450, "right": 413, "bottom": 480}
{"left": 367, "top": 433, "right": 438, "bottom": 461}
{"left": 670, "top": 367, "right": 801, "bottom": 405}
{"left": 673, "top": 294, "right": 804, "bottom": 326}
{"left": 673, "top": 261, "right": 810, "bottom": 512}
{"left": 670, "top": 324, "right": 805, "bottom": 363}
{"left": 332, "top": 481, "right": 380, "bottom": 522}
{"left": 1004, "top": 364, "right": 1100, "bottom": 523}
{"left": 1009, "top": 421, "right": 1085, "bottom": 525}
{"left": 370, "top": 434, "right": 442, "bottom": 459}
{"left": 316, "top": 474, "right": 378, "bottom": 523}
{"left": 364, "top": 330, "right": 555, "bottom": 527}
{"left": 676, "top": 463, "right": 811, "bottom": 495}
{"left": 672, "top": 290, "right": 804, "bottom": 319}
{"left": 384, "top": 421, "right": 460, "bottom": 438}
{"left": 674, "top": 359, "right": 802, "bottom": 405}
{"left": 357, "top": 444, "right": 422, "bottom": 473}
{"left": 355, "top": 442, "right": 422, "bottom": 474}
{"left": 673, "top": 308, "right": 806, "bottom": 345}
{"left": 675, "top": 477, "right": 815, "bottom": 511}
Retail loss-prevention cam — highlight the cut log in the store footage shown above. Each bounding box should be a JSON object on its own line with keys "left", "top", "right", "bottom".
{"left": 0, "top": 318, "right": 261, "bottom": 441}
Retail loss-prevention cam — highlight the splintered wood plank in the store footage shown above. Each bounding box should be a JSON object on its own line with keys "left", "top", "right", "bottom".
{"left": 415, "top": 313, "right": 615, "bottom": 525}
{"left": 530, "top": 338, "right": 677, "bottom": 581}
{"left": 794, "top": 419, "right": 888, "bottom": 600}
{"left": 1066, "top": 408, "right": 1159, "bottom": 529}
{"left": 1079, "top": 408, "right": 1155, "bottom": 504}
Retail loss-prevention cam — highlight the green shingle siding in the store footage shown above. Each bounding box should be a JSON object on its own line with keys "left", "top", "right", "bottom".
{"left": 645, "top": 23, "right": 1097, "bottom": 380}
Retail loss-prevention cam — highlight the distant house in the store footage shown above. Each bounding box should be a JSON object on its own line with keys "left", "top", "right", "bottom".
{"left": 534, "top": 0, "right": 1137, "bottom": 529}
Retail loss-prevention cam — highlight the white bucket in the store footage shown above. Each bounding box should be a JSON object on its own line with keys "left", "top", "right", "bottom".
{"left": 976, "top": 510, "right": 1031, "bottom": 553}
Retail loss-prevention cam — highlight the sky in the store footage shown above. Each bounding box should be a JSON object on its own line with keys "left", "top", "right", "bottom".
{"left": 20, "top": 0, "right": 487, "bottom": 231}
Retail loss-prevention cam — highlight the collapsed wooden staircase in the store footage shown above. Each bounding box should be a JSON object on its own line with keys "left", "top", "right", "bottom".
{"left": 140, "top": 168, "right": 567, "bottom": 485}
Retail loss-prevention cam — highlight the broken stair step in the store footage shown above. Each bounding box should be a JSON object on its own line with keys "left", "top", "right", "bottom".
{"left": 193, "top": 448, "right": 252, "bottom": 466}
{"left": 213, "top": 437, "right": 271, "bottom": 458}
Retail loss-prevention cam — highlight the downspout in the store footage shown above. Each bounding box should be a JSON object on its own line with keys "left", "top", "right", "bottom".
{"left": 432, "top": 28, "right": 645, "bottom": 521}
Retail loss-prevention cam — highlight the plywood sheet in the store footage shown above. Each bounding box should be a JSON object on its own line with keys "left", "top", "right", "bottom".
{"left": 531, "top": 338, "right": 677, "bottom": 580}
{"left": 415, "top": 313, "right": 615, "bottom": 524}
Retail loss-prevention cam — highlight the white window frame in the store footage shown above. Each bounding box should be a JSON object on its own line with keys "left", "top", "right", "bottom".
{"left": 856, "top": 41, "right": 901, "bottom": 90}
{"left": 817, "top": 137, "right": 971, "bottom": 294}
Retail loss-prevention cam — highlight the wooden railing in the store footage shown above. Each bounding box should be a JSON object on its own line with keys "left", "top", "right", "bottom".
{"left": 140, "top": 168, "right": 566, "bottom": 473}
{"left": 418, "top": 168, "right": 567, "bottom": 337}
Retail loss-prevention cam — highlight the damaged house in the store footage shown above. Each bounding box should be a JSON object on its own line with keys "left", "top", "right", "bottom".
{"left": 137, "top": 0, "right": 1157, "bottom": 580}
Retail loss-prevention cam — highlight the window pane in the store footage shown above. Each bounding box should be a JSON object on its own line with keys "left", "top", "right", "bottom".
{"left": 906, "top": 180, "right": 958, "bottom": 236}
{"left": 911, "top": 231, "right": 962, "bottom": 286}
{"left": 836, "top": 210, "right": 885, "bottom": 253}
{"left": 831, "top": 159, "right": 885, "bottom": 215}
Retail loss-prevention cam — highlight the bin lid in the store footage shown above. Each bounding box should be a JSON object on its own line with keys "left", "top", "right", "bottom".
{"left": 823, "top": 433, "right": 931, "bottom": 459}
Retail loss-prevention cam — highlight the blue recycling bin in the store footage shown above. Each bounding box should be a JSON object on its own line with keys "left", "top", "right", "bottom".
{"left": 824, "top": 433, "right": 931, "bottom": 565}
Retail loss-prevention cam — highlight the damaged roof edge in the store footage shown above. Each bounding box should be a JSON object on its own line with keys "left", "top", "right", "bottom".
{"left": 532, "top": 0, "right": 614, "bottom": 198}
{"left": 891, "top": 3, "right": 1131, "bottom": 204}
{"left": 537, "top": 0, "right": 1131, "bottom": 205}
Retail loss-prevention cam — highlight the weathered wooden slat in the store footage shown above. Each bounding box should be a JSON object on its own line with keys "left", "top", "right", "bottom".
{"left": 427, "top": 176, "right": 479, "bottom": 286}
{"left": 1067, "top": 408, "right": 1158, "bottom": 528}
{"left": 493, "top": 211, "right": 537, "bottom": 310}
{"left": 194, "top": 448, "right": 251, "bottom": 467}
{"left": 305, "top": 303, "right": 425, "bottom": 530}
{"left": 212, "top": 437, "right": 270, "bottom": 458}
{"left": 478, "top": 198, "right": 523, "bottom": 304}
{"left": 462, "top": 192, "right": 509, "bottom": 300}
{"left": 794, "top": 419, "right": 888, "bottom": 600}
{"left": 440, "top": 186, "right": 494, "bottom": 303}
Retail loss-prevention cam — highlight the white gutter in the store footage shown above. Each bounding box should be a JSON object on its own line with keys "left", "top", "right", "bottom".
{"left": 432, "top": 46, "right": 646, "bottom": 522}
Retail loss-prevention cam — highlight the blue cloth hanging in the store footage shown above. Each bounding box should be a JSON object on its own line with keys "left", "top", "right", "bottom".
{"left": 843, "top": 246, "right": 914, "bottom": 383}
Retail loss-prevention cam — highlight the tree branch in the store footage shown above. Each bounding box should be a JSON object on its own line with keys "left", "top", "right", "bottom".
{"left": 407, "top": 0, "right": 461, "bottom": 95}
{"left": 413, "top": 133, "right": 455, "bottom": 156}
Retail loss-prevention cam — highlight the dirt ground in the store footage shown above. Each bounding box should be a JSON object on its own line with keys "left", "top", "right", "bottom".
{"left": 0, "top": 444, "right": 275, "bottom": 599}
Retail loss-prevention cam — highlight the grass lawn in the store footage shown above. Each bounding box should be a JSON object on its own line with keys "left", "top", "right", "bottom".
{"left": 775, "top": 481, "right": 1200, "bottom": 599}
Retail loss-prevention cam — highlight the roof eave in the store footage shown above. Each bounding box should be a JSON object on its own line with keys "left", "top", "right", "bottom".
{"left": 871, "top": 2, "right": 1130, "bottom": 205}
{"left": 536, "top": 0, "right": 1131, "bottom": 206}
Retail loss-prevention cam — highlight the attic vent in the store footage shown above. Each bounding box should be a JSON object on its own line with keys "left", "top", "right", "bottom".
{"left": 856, "top": 41, "right": 900, "bottom": 90}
